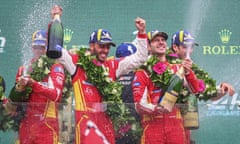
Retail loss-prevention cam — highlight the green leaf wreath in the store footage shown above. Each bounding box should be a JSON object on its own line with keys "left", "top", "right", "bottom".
{"left": 0, "top": 76, "right": 4, "bottom": 98}
{"left": 0, "top": 75, "right": 25, "bottom": 132}
{"left": 140, "top": 55, "right": 175, "bottom": 91}
{"left": 0, "top": 76, "right": 13, "bottom": 132}
{"left": 140, "top": 49, "right": 218, "bottom": 103}
{"left": 30, "top": 55, "right": 73, "bottom": 105}
{"left": 26, "top": 55, "right": 72, "bottom": 106}
{"left": 0, "top": 55, "right": 72, "bottom": 132}
{"left": 75, "top": 48, "right": 142, "bottom": 141}
{"left": 166, "top": 50, "right": 218, "bottom": 102}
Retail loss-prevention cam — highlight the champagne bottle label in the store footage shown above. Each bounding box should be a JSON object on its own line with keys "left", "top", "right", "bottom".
{"left": 47, "top": 15, "right": 63, "bottom": 59}
{"left": 159, "top": 91, "right": 178, "bottom": 112}
{"left": 159, "top": 66, "right": 184, "bottom": 112}
{"left": 183, "top": 94, "right": 199, "bottom": 129}
{"left": 183, "top": 111, "right": 199, "bottom": 129}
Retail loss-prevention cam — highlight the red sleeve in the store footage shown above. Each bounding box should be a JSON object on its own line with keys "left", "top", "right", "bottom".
{"left": 137, "top": 33, "right": 147, "bottom": 39}
{"left": 171, "top": 64, "right": 199, "bottom": 93}
{"left": 15, "top": 66, "right": 24, "bottom": 82}
{"left": 132, "top": 70, "right": 158, "bottom": 114}
{"left": 185, "top": 70, "right": 199, "bottom": 93}
{"left": 132, "top": 70, "right": 148, "bottom": 103}
{"left": 71, "top": 53, "right": 79, "bottom": 64}
{"left": 31, "top": 63, "right": 65, "bottom": 102}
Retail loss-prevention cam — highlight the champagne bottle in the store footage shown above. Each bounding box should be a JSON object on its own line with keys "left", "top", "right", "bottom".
{"left": 6, "top": 84, "right": 25, "bottom": 113}
{"left": 47, "top": 8, "right": 63, "bottom": 59}
{"left": 159, "top": 66, "right": 184, "bottom": 112}
{"left": 9, "top": 65, "right": 30, "bottom": 102}
{"left": 183, "top": 94, "right": 199, "bottom": 129}
{"left": 7, "top": 65, "right": 31, "bottom": 113}
{"left": 181, "top": 44, "right": 199, "bottom": 129}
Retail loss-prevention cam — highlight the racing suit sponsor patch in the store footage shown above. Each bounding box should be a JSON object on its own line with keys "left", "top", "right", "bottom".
{"left": 54, "top": 66, "right": 64, "bottom": 73}
{"left": 133, "top": 82, "right": 140, "bottom": 86}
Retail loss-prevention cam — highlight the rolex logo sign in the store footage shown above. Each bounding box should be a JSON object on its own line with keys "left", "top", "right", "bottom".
{"left": 64, "top": 28, "right": 74, "bottom": 43}
{"left": 218, "top": 29, "right": 232, "bottom": 44}
{"left": 202, "top": 28, "right": 238, "bottom": 55}
{"left": 63, "top": 28, "right": 87, "bottom": 50}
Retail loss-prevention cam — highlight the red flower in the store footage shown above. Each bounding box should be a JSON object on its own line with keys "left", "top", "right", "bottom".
{"left": 168, "top": 53, "right": 178, "bottom": 58}
{"left": 152, "top": 62, "right": 167, "bottom": 74}
{"left": 92, "top": 59, "right": 102, "bottom": 66}
{"left": 118, "top": 123, "right": 131, "bottom": 134}
{"left": 2, "top": 97, "right": 8, "bottom": 104}
{"left": 198, "top": 79, "right": 206, "bottom": 93}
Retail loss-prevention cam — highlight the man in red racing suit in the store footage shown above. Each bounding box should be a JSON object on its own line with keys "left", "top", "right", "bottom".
{"left": 132, "top": 30, "right": 199, "bottom": 144}
{"left": 18, "top": 62, "right": 65, "bottom": 144}
{"left": 58, "top": 17, "right": 148, "bottom": 144}
{"left": 12, "top": 30, "right": 65, "bottom": 144}
{"left": 171, "top": 30, "right": 235, "bottom": 144}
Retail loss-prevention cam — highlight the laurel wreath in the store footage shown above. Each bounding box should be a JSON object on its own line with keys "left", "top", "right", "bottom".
{"left": 165, "top": 50, "right": 218, "bottom": 102}
{"left": 0, "top": 77, "right": 4, "bottom": 98}
{"left": 140, "top": 50, "right": 218, "bottom": 103}
{"left": 0, "top": 76, "right": 12, "bottom": 132}
{"left": 140, "top": 55, "right": 176, "bottom": 91}
{"left": 28, "top": 55, "right": 72, "bottom": 105}
{"left": 76, "top": 48, "right": 142, "bottom": 142}
{"left": 76, "top": 49, "right": 215, "bottom": 141}
{"left": 0, "top": 55, "right": 72, "bottom": 132}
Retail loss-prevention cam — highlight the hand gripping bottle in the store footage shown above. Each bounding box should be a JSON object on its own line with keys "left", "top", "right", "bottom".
{"left": 159, "top": 66, "right": 184, "bottom": 112}
{"left": 47, "top": 5, "right": 63, "bottom": 59}
{"left": 7, "top": 65, "right": 30, "bottom": 112}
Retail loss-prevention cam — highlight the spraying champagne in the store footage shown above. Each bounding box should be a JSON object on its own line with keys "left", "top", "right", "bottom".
{"left": 183, "top": 45, "right": 199, "bottom": 129}
{"left": 15, "top": 64, "right": 30, "bottom": 92}
{"left": 159, "top": 43, "right": 192, "bottom": 112}
{"left": 6, "top": 64, "right": 31, "bottom": 112}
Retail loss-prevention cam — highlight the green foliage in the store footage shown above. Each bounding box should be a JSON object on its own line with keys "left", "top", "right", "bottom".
{"left": 76, "top": 48, "right": 123, "bottom": 102}
{"left": 141, "top": 55, "right": 174, "bottom": 90}
{"left": 192, "top": 64, "right": 218, "bottom": 101}
{"left": 76, "top": 48, "right": 142, "bottom": 141}
{"left": 166, "top": 54, "right": 218, "bottom": 102}
{"left": 141, "top": 51, "right": 218, "bottom": 103}
{"left": 0, "top": 55, "right": 72, "bottom": 132}
{"left": 0, "top": 77, "right": 4, "bottom": 99}
{"left": 0, "top": 75, "right": 24, "bottom": 132}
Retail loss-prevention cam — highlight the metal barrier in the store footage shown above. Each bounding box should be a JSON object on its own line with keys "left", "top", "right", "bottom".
{"left": 0, "top": 102, "right": 239, "bottom": 144}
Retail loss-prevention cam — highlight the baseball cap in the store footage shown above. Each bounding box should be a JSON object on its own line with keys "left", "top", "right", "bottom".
{"left": 32, "top": 30, "right": 47, "bottom": 46}
{"left": 115, "top": 43, "right": 137, "bottom": 58}
{"left": 89, "top": 30, "right": 97, "bottom": 44}
{"left": 171, "top": 30, "right": 199, "bottom": 47}
{"left": 95, "top": 29, "right": 116, "bottom": 47}
{"left": 147, "top": 30, "right": 168, "bottom": 42}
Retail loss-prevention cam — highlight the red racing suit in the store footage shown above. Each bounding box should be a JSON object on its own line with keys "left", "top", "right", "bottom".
{"left": 18, "top": 63, "right": 65, "bottom": 144}
{"left": 132, "top": 60, "right": 199, "bottom": 144}
{"left": 62, "top": 33, "right": 148, "bottom": 144}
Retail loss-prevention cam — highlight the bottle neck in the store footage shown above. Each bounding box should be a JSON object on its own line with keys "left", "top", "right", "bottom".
{"left": 176, "top": 66, "right": 184, "bottom": 79}
{"left": 53, "top": 14, "right": 61, "bottom": 22}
